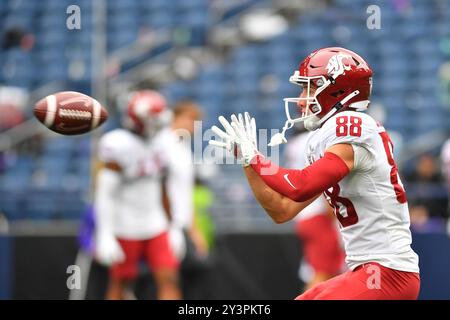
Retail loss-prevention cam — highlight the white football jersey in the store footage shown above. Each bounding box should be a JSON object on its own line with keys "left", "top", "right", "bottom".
{"left": 153, "top": 128, "right": 195, "bottom": 260}
{"left": 97, "top": 129, "right": 169, "bottom": 239}
{"left": 153, "top": 127, "right": 194, "bottom": 229}
{"left": 305, "top": 110, "right": 419, "bottom": 273}
{"left": 285, "top": 132, "right": 329, "bottom": 221}
{"left": 441, "top": 139, "right": 450, "bottom": 189}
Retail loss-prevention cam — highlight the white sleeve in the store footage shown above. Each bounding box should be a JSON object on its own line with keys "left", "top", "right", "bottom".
{"left": 352, "top": 144, "right": 374, "bottom": 172}
{"left": 441, "top": 140, "right": 450, "bottom": 176}
{"left": 94, "top": 168, "right": 122, "bottom": 234}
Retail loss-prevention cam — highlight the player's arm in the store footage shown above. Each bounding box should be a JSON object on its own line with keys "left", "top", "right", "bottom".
{"left": 244, "top": 165, "right": 320, "bottom": 223}
{"left": 326, "top": 143, "right": 354, "bottom": 171}
{"left": 95, "top": 161, "right": 122, "bottom": 229}
{"left": 209, "top": 113, "right": 353, "bottom": 221}
{"left": 161, "top": 175, "right": 172, "bottom": 221}
{"left": 250, "top": 144, "right": 353, "bottom": 203}
{"left": 94, "top": 161, "right": 125, "bottom": 265}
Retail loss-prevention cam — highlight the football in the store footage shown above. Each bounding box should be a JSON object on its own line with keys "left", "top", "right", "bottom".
{"left": 34, "top": 91, "right": 108, "bottom": 135}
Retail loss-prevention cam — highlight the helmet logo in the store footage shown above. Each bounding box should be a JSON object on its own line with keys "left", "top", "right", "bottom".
{"left": 326, "top": 54, "right": 352, "bottom": 80}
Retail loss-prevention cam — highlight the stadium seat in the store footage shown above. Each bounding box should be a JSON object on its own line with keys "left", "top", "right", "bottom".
{"left": 0, "top": 190, "right": 25, "bottom": 220}
{"left": 142, "top": 12, "right": 173, "bottom": 29}
{"left": 107, "top": 0, "right": 139, "bottom": 12}
{"left": 24, "top": 190, "right": 58, "bottom": 220}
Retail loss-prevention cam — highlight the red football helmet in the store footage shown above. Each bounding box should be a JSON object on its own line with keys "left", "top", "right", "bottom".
{"left": 125, "top": 90, "right": 171, "bottom": 136}
{"left": 285, "top": 47, "right": 373, "bottom": 132}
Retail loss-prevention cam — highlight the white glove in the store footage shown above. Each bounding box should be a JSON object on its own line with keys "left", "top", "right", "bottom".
{"left": 209, "top": 115, "right": 237, "bottom": 153}
{"left": 231, "top": 112, "right": 259, "bottom": 166}
{"left": 209, "top": 112, "right": 259, "bottom": 167}
{"left": 95, "top": 230, "right": 125, "bottom": 266}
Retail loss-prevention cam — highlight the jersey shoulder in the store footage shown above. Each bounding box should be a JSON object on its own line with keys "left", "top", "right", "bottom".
{"left": 318, "top": 110, "right": 380, "bottom": 151}
{"left": 98, "top": 129, "right": 139, "bottom": 164}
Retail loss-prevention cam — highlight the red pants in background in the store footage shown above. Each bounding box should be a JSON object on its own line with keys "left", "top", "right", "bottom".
{"left": 111, "top": 231, "right": 179, "bottom": 281}
{"left": 296, "top": 213, "right": 344, "bottom": 276}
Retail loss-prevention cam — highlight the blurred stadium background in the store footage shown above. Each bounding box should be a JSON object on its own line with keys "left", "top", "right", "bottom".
{"left": 1, "top": 0, "right": 450, "bottom": 299}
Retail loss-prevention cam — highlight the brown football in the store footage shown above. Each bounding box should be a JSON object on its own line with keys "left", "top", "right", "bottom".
{"left": 34, "top": 91, "right": 108, "bottom": 135}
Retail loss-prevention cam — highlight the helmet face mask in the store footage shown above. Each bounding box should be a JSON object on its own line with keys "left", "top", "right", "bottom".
{"left": 283, "top": 72, "right": 331, "bottom": 131}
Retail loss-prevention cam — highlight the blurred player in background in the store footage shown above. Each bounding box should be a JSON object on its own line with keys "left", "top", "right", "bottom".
{"left": 154, "top": 100, "right": 211, "bottom": 298}
{"left": 154, "top": 100, "right": 207, "bottom": 260}
{"left": 441, "top": 138, "right": 450, "bottom": 233}
{"left": 284, "top": 127, "right": 345, "bottom": 291}
{"left": 211, "top": 47, "right": 420, "bottom": 300}
{"left": 94, "top": 90, "right": 181, "bottom": 300}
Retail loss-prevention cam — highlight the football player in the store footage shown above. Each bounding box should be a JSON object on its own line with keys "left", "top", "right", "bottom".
{"left": 94, "top": 90, "right": 181, "bottom": 300}
{"left": 210, "top": 47, "right": 420, "bottom": 300}
{"left": 153, "top": 101, "right": 211, "bottom": 298}
{"left": 153, "top": 100, "right": 207, "bottom": 261}
{"left": 441, "top": 138, "right": 450, "bottom": 233}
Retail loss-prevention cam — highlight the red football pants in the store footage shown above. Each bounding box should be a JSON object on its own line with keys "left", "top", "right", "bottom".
{"left": 296, "top": 262, "right": 420, "bottom": 300}
{"left": 296, "top": 214, "right": 344, "bottom": 275}
{"left": 110, "top": 231, "right": 179, "bottom": 281}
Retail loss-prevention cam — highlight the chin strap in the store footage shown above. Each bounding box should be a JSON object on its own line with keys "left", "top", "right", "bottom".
{"left": 268, "top": 90, "right": 360, "bottom": 147}
{"left": 316, "top": 90, "right": 360, "bottom": 127}
{"left": 268, "top": 119, "right": 295, "bottom": 147}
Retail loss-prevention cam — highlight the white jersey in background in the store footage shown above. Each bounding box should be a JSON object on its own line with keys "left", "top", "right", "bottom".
{"left": 441, "top": 139, "right": 450, "bottom": 190}
{"left": 97, "top": 129, "right": 169, "bottom": 239}
{"left": 153, "top": 127, "right": 195, "bottom": 260}
{"left": 305, "top": 110, "right": 419, "bottom": 273}
{"left": 285, "top": 132, "right": 329, "bottom": 221}
{"left": 153, "top": 127, "right": 194, "bottom": 230}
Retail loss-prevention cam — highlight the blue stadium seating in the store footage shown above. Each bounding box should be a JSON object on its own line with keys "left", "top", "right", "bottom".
{"left": 1, "top": 0, "right": 449, "bottom": 220}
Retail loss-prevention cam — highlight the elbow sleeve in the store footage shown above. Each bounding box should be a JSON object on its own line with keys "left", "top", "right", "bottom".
{"left": 251, "top": 152, "right": 350, "bottom": 202}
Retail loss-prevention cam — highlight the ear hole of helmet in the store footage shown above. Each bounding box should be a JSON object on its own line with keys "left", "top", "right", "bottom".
{"left": 331, "top": 90, "right": 345, "bottom": 98}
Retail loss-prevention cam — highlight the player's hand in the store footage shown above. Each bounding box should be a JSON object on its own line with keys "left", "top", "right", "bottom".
{"left": 209, "top": 112, "right": 259, "bottom": 166}
{"left": 209, "top": 115, "right": 238, "bottom": 154}
{"left": 95, "top": 231, "right": 125, "bottom": 266}
{"left": 231, "top": 112, "right": 259, "bottom": 166}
